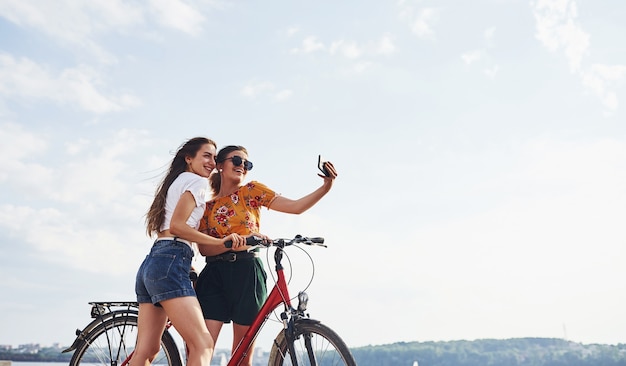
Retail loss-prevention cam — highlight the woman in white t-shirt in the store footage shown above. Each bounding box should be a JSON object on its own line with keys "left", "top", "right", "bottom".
{"left": 132, "top": 137, "right": 247, "bottom": 366}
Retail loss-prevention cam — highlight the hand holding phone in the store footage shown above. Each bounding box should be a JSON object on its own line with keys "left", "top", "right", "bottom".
{"left": 318, "top": 155, "right": 331, "bottom": 177}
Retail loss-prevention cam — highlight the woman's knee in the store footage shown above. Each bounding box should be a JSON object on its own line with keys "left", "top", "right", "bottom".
{"left": 185, "top": 332, "right": 215, "bottom": 352}
{"left": 132, "top": 343, "right": 161, "bottom": 364}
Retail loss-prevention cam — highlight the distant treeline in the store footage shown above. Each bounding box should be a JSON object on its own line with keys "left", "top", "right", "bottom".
{"left": 0, "top": 347, "right": 72, "bottom": 362}
{"left": 350, "top": 337, "right": 626, "bottom": 366}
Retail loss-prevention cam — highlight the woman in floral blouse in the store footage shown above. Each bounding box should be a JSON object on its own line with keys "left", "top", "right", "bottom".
{"left": 195, "top": 145, "right": 337, "bottom": 366}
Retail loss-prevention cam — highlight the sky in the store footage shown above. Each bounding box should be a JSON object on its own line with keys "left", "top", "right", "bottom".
{"left": 0, "top": 0, "right": 625, "bottom": 351}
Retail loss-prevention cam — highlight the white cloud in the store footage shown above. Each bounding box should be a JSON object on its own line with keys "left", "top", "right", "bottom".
{"left": 375, "top": 34, "right": 396, "bottom": 55}
{"left": 581, "top": 64, "right": 626, "bottom": 111}
{"left": 591, "top": 63, "right": 626, "bottom": 81}
{"left": 533, "top": 0, "right": 588, "bottom": 72}
{"left": 0, "top": 0, "right": 213, "bottom": 59}
{"left": 0, "top": 54, "right": 141, "bottom": 113}
{"left": 240, "top": 81, "right": 275, "bottom": 98}
{"left": 0, "top": 126, "right": 159, "bottom": 274}
{"left": 291, "top": 33, "right": 394, "bottom": 76}
{"left": 462, "top": 50, "right": 482, "bottom": 65}
{"left": 329, "top": 40, "right": 362, "bottom": 59}
{"left": 0, "top": 122, "right": 50, "bottom": 185}
{"left": 0, "top": 0, "right": 145, "bottom": 62}
{"left": 532, "top": 0, "right": 625, "bottom": 113}
{"left": 398, "top": 3, "right": 439, "bottom": 39}
{"left": 484, "top": 26, "right": 496, "bottom": 46}
{"left": 65, "top": 138, "right": 91, "bottom": 155}
{"left": 286, "top": 26, "right": 299, "bottom": 37}
{"left": 240, "top": 82, "right": 293, "bottom": 103}
{"left": 0, "top": 203, "right": 149, "bottom": 274}
{"left": 412, "top": 8, "right": 438, "bottom": 38}
{"left": 484, "top": 65, "right": 499, "bottom": 79}
{"left": 4, "top": 127, "right": 152, "bottom": 205}
{"left": 291, "top": 36, "right": 326, "bottom": 54}
{"left": 353, "top": 61, "right": 373, "bottom": 74}
{"left": 461, "top": 28, "right": 499, "bottom": 77}
{"left": 274, "top": 89, "right": 293, "bottom": 102}
{"left": 149, "top": 0, "right": 206, "bottom": 35}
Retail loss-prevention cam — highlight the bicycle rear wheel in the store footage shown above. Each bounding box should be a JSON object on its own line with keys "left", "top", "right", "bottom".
{"left": 268, "top": 321, "right": 356, "bottom": 366}
{"left": 68, "top": 314, "right": 182, "bottom": 366}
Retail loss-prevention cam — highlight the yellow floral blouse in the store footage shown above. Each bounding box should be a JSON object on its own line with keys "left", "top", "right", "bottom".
{"left": 199, "top": 181, "right": 277, "bottom": 238}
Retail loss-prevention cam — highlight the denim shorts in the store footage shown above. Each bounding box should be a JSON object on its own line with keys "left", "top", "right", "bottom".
{"left": 135, "top": 239, "right": 195, "bottom": 306}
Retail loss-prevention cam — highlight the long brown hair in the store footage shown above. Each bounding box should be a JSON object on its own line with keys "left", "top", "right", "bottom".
{"left": 145, "top": 137, "right": 217, "bottom": 236}
{"left": 209, "top": 145, "right": 248, "bottom": 197}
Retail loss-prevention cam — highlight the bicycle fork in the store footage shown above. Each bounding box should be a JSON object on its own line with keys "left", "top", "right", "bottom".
{"left": 282, "top": 291, "right": 321, "bottom": 366}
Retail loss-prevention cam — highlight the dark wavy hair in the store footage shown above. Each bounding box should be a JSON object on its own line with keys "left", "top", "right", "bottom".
{"left": 209, "top": 145, "right": 248, "bottom": 196}
{"left": 145, "top": 137, "right": 217, "bottom": 236}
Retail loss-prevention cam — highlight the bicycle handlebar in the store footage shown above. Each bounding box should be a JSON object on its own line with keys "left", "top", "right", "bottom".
{"left": 224, "top": 234, "right": 326, "bottom": 249}
{"left": 224, "top": 236, "right": 259, "bottom": 248}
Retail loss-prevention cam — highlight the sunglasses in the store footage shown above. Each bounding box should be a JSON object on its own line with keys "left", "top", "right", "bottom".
{"left": 223, "top": 155, "right": 253, "bottom": 171}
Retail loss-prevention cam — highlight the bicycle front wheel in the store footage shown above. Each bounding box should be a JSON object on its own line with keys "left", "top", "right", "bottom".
{"left": 68, "top": 314, "right": 182, "bottom": 366}
{"left": 268, "top": 321, "right": 356, "bottom": 366}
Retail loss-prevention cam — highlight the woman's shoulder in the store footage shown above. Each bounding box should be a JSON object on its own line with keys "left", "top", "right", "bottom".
{"left": 174, "top": 172, "right": 207, "bottom": 185}
{"left": 244, "top": 180, "right": 270, "bottom": 190}
{"left": 178, "top": 171, "right": 203, "bottom": 181}
{"left": 171, "top": 172, "right": 209, "bottom": 194}
{"left": 242, "top": 181, "right": 275, "bottom": 197}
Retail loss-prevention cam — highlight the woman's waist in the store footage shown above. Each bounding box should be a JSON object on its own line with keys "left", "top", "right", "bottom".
{"left": 205, "top": 251, "right": 259, "bottom": 263}
{"left": 153, "top": 236, "right": 194, "bottom": 253}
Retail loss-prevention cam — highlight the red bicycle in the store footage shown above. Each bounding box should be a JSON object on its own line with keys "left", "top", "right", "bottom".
{"left": 63, "top": 234, "right": 356, "bottom": 366}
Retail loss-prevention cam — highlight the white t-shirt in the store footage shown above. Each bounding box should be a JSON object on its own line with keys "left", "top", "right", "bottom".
{"left": 160, "top": 172, "right": 209, "bottom": 232}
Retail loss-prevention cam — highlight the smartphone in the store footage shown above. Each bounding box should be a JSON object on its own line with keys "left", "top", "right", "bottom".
{"left": 318, "top": 155, "right": 330, "bottom": 177}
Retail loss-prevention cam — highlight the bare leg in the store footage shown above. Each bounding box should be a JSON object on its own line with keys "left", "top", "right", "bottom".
{"left": 161, "top": 296, "right": 214, "bottom": 366}
{"left": 205, "top": 319, "right": 224, "bottom": 345}
{"left": 131, "top": 303, "right": 168, "bottom": 366}
{"left": 233, "top": 323, "right": 255, "bottom": 366}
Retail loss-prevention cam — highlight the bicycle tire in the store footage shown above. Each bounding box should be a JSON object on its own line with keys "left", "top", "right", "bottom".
{"left": 68, "top": 314, "right": 182, "bottom": 366}
{"left": 268, "top": 321, "right": 356, "bottom": 366}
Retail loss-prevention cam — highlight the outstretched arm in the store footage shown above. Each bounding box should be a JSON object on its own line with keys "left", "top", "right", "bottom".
{"left": 269, "top": 161, "right": 338, "bottom": 214}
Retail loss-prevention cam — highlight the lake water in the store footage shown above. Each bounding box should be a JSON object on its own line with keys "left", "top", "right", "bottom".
{"left": 9, "top": 363, "right": 67, "bottom": 366}
{"left": 7, "top": 352, "right": 254, "bottom": 366}
{"left": 8, "top": 358, "right": 233, "bottom": 366}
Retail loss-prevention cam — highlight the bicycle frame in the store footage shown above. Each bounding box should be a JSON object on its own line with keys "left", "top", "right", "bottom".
{"left": 228, "top": 246, "right": 294, "bottom": 365}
